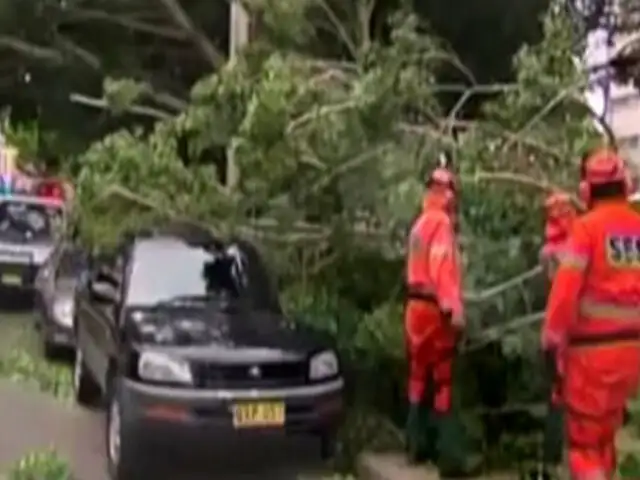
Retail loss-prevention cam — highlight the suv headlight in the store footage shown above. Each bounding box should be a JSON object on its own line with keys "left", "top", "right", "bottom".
{"left": 309, "top": 350, "right": 339, "bottom": 381}
{"left": 52, "top": 297, "right": 74, "bottom": 327}
{"left": 138, "top": 351, "right": 192, "bottom": 384}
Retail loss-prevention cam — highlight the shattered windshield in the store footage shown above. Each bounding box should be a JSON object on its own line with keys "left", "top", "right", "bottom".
{"left": 0, "top": 200, "right": 61, "bottom": 242}
{"left": 126, "top": 239, "right": 248, "bottom": 307}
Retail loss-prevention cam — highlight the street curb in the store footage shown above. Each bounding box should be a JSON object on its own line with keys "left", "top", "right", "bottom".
{"left": 357, "top": 452, "right": 519, "bottom": 480}
{"left": 357, "top": 452, "right": 439, "bottom": 480}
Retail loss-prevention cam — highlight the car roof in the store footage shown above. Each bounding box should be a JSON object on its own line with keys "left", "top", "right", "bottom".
{"left": 129, "top": 222, "right": 223, "bottom": 249}
{"left": 0, "top": 195, "right": 65, "bottom": 209}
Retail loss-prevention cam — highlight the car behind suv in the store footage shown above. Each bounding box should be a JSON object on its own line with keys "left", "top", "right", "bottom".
{"left": 72, "top": 225, "right": 344, "bottom": 480}
{"left": 34, "top": 242, "right": 88, "bottom": 357}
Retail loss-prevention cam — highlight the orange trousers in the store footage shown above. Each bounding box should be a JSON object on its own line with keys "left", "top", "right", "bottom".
{"left": 405, "top": 301, "right": 457, "bottom": 410}
{"left": 563, "top": 344, "right": 640, "bottom": 480}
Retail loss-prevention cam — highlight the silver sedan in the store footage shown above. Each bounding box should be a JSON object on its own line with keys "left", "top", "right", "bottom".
{"left": 34, "top": 244, "right": 88, "bottom": 358}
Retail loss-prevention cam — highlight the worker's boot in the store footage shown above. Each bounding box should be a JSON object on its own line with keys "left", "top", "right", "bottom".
{"left": 542, "top": 404, "right": 564, "bottom": 470}
{"left": 434, "top": 411, "right": 483, "bottom": 478}
{"left": 405, "top": 403, "right": 436, "bottom": 464}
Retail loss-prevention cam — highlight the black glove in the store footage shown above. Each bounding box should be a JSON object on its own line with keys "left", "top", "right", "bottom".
{"left": 543, "top": 348, "right": 559, "bottom": 390}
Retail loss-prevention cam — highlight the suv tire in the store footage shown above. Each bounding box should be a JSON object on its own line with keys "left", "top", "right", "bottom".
{"left": 106, "top": 379, "right": 144, "bottom": 480}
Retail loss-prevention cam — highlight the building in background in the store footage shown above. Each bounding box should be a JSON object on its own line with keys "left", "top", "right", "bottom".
{"left": 611, "top": 80, "right": 640, "bottom": 163}
{"left": 578, "top": 0, "right": 640, "bottom": 164}
{"left": 610, "top": 26, "right": 640, "bottom": 164}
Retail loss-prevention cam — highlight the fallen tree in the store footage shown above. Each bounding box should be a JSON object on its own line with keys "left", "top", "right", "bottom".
{"left": 10, "top": 0, "right": 605, "bottom": 472}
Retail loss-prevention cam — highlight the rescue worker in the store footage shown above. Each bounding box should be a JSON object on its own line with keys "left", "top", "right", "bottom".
{"left": 542, "top": 148, "right": 640, "bottom": 480}
{"left": 539, "top": 192, "right": 578, "bottom": 475}
{"left": 404, "top": 166, "right": 481, "bottom": 477}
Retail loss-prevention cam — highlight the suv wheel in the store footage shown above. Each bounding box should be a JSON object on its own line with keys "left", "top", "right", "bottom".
{"left": 73, "top": 347, "right": 101, "bottom": 406}
{"left": 106, "top": 381, "right": 142, "bottom": 480}
{"left": 42, "top": 336, "right": 57, "bottom": 360}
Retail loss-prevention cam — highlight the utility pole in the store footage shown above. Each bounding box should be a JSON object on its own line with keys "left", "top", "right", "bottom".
{"left": 226, "top": 0, "right": 251, "bottom": 190}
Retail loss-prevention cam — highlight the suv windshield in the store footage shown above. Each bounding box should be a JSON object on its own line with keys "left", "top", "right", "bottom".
{"left": 0, "top": 200, "right": 61, "bottom": 242}
{"left": 126, "top": 238, "right": 247, "bottom": 307}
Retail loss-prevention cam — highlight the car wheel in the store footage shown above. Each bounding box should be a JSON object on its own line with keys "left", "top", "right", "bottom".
{"left": 73, "top": 347, "right": 101, "bottom": 406}
{"left": 106, "top": 381, "right": 143, "bottom": 480}
{"left": 320, "top": 431, "right": 338, "bottom": 460}
{"left": 42, "top": 335, "right": 57, "bottom": 360}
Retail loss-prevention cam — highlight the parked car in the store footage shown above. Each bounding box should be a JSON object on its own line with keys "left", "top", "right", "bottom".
{"left": 34, "top": 243, "right": 88, "bottom": 357}
{"left": 72, "top": 224, "right": 344, "bottom": 480}
{"left": 0, "top": 194, "right": 65, "bottom": 300}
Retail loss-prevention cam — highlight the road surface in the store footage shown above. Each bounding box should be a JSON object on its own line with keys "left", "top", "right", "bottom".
{"left": 0, "top": 313, "right": 328, "bottom": 479}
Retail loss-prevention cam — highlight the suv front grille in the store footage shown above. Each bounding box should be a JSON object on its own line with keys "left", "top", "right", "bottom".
{"left": 191, "top": 360, "right": 308, "bottom": 389}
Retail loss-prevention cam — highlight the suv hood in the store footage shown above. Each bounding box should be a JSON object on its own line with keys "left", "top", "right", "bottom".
{"left": 126, "top": 304, "right": 322, "bottom": 358}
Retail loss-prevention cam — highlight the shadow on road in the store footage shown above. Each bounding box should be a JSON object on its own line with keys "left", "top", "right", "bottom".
{"left": 0, "top": 379, "right": 326, "bottom": 479}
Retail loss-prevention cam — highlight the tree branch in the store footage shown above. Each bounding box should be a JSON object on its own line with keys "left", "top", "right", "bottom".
{"left": 287, "top": 100, "right": 360, "bottom": 133}
{"left": 443, "top": 84, "right": 519, "bottom": 134}
{"left": 315, "top": 0, "right": 358, "bottom": 59}
{"left": 464, "top": 266, "right": 542, "bottom": 303}
{"left": 0, "top": 36, "right": 63, "bottom": 63}
{"left": 462, "top": 171, "right": 585, "bottom": 210}
{"left": 69, "top": 93, "right": 172, "bottom": 119}
{"left": 462, "top": 312, "right": 544, "bottom": 352}
{"left": 66, "top": 7, "right": 189, "bottom": 40}
{"left": 356, "top": 0, "right": 376, "bottom": 54}
{"left": 156, "top": 0, "right": 225, "bottom": 69}
{"left": 53, "top": 34, "right": 101, "bottom": 70}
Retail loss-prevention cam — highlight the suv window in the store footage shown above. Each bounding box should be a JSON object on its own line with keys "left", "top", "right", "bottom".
{"left": 126, "top": 238, "right": 247, "bottom": 307}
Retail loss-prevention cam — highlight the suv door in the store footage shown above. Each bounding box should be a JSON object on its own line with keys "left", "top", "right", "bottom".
{"left": 79, "top": 253, "right": 121, "bottom": 390}
{"left": 34, "top": 243, "right": 62, "bottom": 319}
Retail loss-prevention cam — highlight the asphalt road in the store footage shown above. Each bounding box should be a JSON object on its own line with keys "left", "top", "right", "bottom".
{"left": 0, "top": 312, "right": 328, "bottom": 479}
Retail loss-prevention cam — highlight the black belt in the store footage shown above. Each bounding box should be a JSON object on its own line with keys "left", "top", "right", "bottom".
{"left": 405, "top": 284, "right": 438, "bottom": 304}
{"left": 568, "top": 329, "right": 640, "bottom": 347}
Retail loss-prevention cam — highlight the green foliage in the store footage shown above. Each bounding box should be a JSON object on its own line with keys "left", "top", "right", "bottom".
{"left": 6, "top": 449, "right": 72, "bottom": 480}
{"left": 0, "top": 349, "right": 73, "bottom": 401}
{"left": 619, "top": 453, "right": 640, "bottom": 478}
{"left": 67, "top": 2, "right": 598, "bottom": 452}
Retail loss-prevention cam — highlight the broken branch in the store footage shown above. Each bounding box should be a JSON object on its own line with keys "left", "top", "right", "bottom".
{"left": 157, "top": 0, "right": 225, "bottom": 69}
{"left": 69, "top": 93, "right": 172, "bottom": 119}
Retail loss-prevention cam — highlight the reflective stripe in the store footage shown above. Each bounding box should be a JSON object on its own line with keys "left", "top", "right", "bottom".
{"left": 429, "top": 244, "right": 453, "bottom": 257}
{"left": 579, "top": 299, "right": 640, "bottom": 321}
{"left": 569, "top": 298, "right": 640, "bottom": 346}
{"left": 558, "top": 251, "right": 588, "bottom": 269}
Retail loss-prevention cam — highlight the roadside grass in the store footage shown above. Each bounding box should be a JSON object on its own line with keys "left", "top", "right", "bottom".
{"left": 2, "top": 448, "right": 73, "bottom": 480}
{"left": 0, "top": 313, "right": 72, "bottom": 401}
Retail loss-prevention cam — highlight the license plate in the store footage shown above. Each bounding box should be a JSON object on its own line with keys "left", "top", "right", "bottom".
{"left": 2, "top": 273, "right": 21, "bottom": 285}
{"left": 232, "top": 401, "right": 285, "bottom": 428}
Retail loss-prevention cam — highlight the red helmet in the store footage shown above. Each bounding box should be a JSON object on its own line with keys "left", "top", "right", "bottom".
{"left": 579, "top": 149, "right": 631, "bottom": 205}
{"left": 544, "top": 192, "right": 574, "bottom": 219}
{"left": 582, "top": 149, "right": 627, "bottom": 185}
{"left": 544, "top": 192, "right": 576, "bottom": 243}
{"left": 425, "top": 167, "right": 456, "bottom": 194}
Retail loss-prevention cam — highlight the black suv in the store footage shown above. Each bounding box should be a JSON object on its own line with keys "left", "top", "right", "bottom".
{"left": 72, "top": 225, "right": 344, "bottom": 480}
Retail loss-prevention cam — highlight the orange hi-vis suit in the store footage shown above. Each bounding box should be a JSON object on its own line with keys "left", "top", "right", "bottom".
{"left": 405, "top": 180, "right": 461, "bottom": 411}
{"left": 540, "top": 192, "right": 578, "bottom": 407}
{"left": 543, "top": 149, "right": 640, "bottom": 480}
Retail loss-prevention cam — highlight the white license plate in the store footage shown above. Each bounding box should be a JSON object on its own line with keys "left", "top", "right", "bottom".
{"left": 2, "top": 273, "right": 21, "bottom": 285}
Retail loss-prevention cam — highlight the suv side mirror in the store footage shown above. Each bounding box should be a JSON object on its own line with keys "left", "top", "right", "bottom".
{"left": 90, "top": 280, "right": 118, "bottom": 303}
